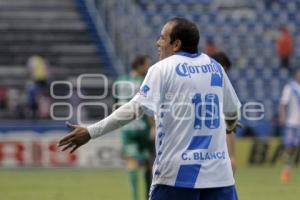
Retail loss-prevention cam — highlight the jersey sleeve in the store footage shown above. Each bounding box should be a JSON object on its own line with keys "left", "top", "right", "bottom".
{"left": 280, "top": 85, "right": 291, "bottom": 105}
{"left": 132, "top": 65, "right": 163, "bottom": 116}
{"left": 223, "top": 73, "right": 241, "bottom": 113}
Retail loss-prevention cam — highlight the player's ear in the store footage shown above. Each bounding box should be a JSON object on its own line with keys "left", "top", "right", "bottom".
{"left": 172, "top": 39, "right": 182, "bottom": 52}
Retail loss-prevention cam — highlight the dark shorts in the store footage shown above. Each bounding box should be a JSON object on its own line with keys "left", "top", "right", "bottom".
{"left": 150, "top": 184, "right": 238, "bottom": 200}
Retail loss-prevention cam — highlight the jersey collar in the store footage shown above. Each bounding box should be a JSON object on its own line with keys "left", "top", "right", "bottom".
{"left": 175, "top": 51, "right": 201, "bottom": 58}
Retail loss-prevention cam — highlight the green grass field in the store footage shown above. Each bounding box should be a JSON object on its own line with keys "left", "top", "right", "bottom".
{"left": 0, "top": 139, "right": 299, "bottom": 200}
{"left": 0, "top": 166, "right": 299, "bottom": 200}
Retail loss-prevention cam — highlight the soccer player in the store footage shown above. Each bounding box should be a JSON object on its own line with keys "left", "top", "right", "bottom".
{"left": 58, "top": 17, "right": 241, "bottom": 200}
{"left": 279, "top": 68, "right": 300, "bottom": 183}
{"left": 116, "top": 55, "right": 153, "bottom": 200}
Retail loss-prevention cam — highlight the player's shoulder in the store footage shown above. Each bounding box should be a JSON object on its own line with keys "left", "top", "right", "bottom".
{"left": 151, "top": 56, "right": 175, "bottom": 68}
{"left": 154, "top": 53, "right": 196, "bottom": 65}
{"left": 147, "top": 58, "right": 172, "bottom": 74}
{"left": 173, "top": 52, "right": 218, "bottom": 66}
{"left": 198, "top": 52, "right": 211, "bottom": 61}
{"left": 286, "top": 80, "right": 300, "bottom": 93}
{"left": 171, "top": 52, "right": 210, "bottom": 61}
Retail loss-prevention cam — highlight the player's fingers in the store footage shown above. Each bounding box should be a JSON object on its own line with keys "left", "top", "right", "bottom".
{"left": 57, "top": 135, "right": 72, "bottom": 146}
{"left": 70, "top": 145, "right": 80, "bottom": 153}
{"left": 57, "top": 133, "right": 75, "bottom": 147}
{"left": 58, "top": 139, "right": 73, "bottom": 147}
{"left": 65, "top": 121, "right": 78, "bottom": 130}
{"left": 62, "top": 142, "right": 75, "bottom": 152}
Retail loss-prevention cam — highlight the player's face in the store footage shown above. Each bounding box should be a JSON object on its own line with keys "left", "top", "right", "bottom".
{"left": 156, "top": 22, "right": 177, "bottom": 60}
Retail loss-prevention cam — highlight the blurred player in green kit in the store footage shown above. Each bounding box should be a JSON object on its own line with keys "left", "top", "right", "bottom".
{"left": 115, "top": 55, "right": 154, "bottom": 200}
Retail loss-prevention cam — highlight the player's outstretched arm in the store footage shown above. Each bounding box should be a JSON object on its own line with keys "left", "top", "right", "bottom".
{"left": 57, "top": 100, "right": 144, "bottom": 153}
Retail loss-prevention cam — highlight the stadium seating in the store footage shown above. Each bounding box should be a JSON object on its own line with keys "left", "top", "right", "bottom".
{"left": 1, "top": 0, "right": 299, "bottom": 133}
{"left": 0, "top": 0, "right": 120, "bottom": 120}
{"left": 97, "top": 0, "right": 300, "bottom": 136}
{"left": 138, "top": 0, "right": 300, "bottom": 135}
{"left": 0, "top": 0, "right": 114, "bottom": 88}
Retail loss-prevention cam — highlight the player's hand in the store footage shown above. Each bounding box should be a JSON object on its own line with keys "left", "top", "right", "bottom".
{"left": 226, "top": 122, "right": 243, "bottom": 134}
{"left": 57, "top": 122, "right": 91, "bottom": 153}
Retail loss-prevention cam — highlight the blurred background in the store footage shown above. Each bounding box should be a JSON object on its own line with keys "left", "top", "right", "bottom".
{"left": 0, "top": 0, "right": 299, "bottom": 200}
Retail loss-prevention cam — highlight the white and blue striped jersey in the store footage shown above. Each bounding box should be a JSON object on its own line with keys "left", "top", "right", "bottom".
{"left": 132, "top": 52, "right": 241, "bottom": 188}
{"left": 280, "top": 80, "right": 300, "bottom": 127}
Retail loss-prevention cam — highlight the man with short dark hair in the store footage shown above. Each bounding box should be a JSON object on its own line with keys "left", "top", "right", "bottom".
{"left": 58, "top": 17, "right": 241, "bottom": 200}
